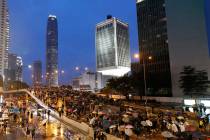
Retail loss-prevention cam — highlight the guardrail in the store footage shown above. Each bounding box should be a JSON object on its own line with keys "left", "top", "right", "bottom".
{"left": 3, "top": 89, "right": 122, "bottom": 140}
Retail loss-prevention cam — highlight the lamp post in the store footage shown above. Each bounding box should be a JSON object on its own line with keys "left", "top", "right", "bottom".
{"left": 74, "top": 66, "right": 89, "bottom": 90}
{"left": 133, "top": 53, "right": 152, "bottom": 98}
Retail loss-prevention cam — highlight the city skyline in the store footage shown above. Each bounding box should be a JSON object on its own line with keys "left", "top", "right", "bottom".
{"left": 0, "top": 1, "right": 210, "bottom": 139}
{"left": 7, "top": 0, "right": 210, "bottom": 85}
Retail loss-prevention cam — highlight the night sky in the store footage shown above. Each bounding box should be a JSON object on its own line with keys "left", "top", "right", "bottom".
{"left": 8, "top": 0, "right": 210, "bottom": 85}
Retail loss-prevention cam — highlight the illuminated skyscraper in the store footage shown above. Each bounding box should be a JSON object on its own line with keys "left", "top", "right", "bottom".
{"left": 0, "top": 0, "right": 9, "bottom": 81}
{"left": 46, "top": 15, "right": 58, "bottom": 86}
{"left": 95, "top": 15, "right": 131, "bottom": 77}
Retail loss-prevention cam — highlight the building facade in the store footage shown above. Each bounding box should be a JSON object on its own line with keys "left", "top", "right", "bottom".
{"left": 96, "top": 16, "right": 131, "bottom": 77}
{"left": 16, "top": 56, "right": 23, "bottom": 81}
{"left": 46, "top": 15, "right": 58, "bottom": 87}
{"left": 5, "top": 53, "right": 23, "bottom": 82}
{"left": 136, "top": 0, "right": 210, "bottom": 97}
{"left": 0, "top": 0, "right": 9, "bottom": 81}
{"left": 32, "top": 60, "right": 42, "bottom": 87}
{"left": 72, "top": 72, "right": 112, "bottom": 92}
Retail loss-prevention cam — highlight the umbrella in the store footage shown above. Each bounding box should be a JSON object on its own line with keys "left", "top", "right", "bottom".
{"left": 199, "top": 103, "right": 204, "bottom": 107}
{"left": 89, "top": 117, "right": 96, "bottom": 125}
{"left": 126, "top": 124, "right": 134, "bottom": 129}
{"left": 126, "top": 111, "right": 132, "bottom": 114}
{"left": 128, "top": 108, "right": 133, "bottom": 111}
{"left": 200, "top": 115, "right": 206, "bottom": 119}
{"left": 125, "top": 128, "right": 133, "bottom": 136}
{"left": 141, "top": 121, "right": 147, "bottom": 126}
{"left": 98, "top": 111, "right": 106, "bottom": 115}
{"left": 122, "top": 117, "right": 130, "bottom": 123}
{"left": 109, "top": 125, "right": 117, "bottom": 129}
{"left": 177, "top": 116, "right": 184, "bottom": 120}
{"left": 123, "top": 114, "right": 129, "bottom": 118}
{"left": 161, "top": 131, "right": 176, "bottom": 138}
{"left": 92, "top": 111, "right": 97, "bottom": 114}
{"left": 146, "top": 120, "right": 152, "bottom": 126}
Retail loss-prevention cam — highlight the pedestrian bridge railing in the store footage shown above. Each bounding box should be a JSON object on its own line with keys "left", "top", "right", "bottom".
{"left": 3, "top": 89, "right": 91, "bottom": 138}
{"left": 3, "top": 89, "right": 122, "bottom": 140}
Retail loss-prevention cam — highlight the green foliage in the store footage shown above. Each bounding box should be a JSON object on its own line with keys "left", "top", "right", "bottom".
{"left": 106, "top": 74, "right": 134, "bottom": 96}
{"left": 179, "top": 66, "right": 210, "bottom": 96}
{"left": 105, "top": 73, "right": 145, "bottom": 96}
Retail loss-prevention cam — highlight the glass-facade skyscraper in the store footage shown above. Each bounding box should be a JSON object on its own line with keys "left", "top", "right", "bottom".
{"left": 46, "top": 15, "right": 58, "bottom": 87}
{"left": 96, "top": 16, "right": 130, "bottom": 77}
{"left": 0, "top": 0, "right": 9, "bottom": 81}
{"left": 136, "top": 0, "right": 210, "bottom": 97}
{"left": 136, "top": 0, "right": 172, "bottom": 96}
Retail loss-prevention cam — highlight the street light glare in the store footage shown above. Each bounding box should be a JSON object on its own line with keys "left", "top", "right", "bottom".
{"left": 75, "top": 66, "right": 79, "bottom": 71}
{"left": 134, "top": 53, "right": 140, "bottom": 59}
{"left": 28, "top": 65, "right": 32, "bottom": 69}
{"left": 61, "top": 70, "right": 65, "bottom": 74}
{"left": 148, "top": 56, "right": 152, "bottom": 60}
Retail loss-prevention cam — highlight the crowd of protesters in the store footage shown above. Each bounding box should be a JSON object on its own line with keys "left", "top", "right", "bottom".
{"left": 31, "top": 86, "right": 210, "bottom": 139}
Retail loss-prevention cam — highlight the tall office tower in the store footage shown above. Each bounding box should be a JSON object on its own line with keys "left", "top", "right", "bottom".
{"left": 0, "top": 0, "right": 9, "bottom": 81}
{"left": 46, "top": 15, "right": 58, "bottom": 87}
{"left": 32, "top": 60, "right": 42, "bottom": 87}
{"left": 136, "top": 0, "right": 210, "bottom": 97}
{"left": 96, "top": 15, "right": 131, "bottom": 77}
{"left": 16, "top": 56, "right": 23, "bottom": 81}
{"left": 5, "top": 54, "right": 22, "bottom": 82}
{"left": 5, "top": 53, "right": 17, "bottom": 82}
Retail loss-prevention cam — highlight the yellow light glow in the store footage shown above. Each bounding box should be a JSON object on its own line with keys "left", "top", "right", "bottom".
{"left": 148, "top": 56, "right": 152, "bottom": 60}
{"left": 134, "top": 53, "right": 140, "bottom": 59}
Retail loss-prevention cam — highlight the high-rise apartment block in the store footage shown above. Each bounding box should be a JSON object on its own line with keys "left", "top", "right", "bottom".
{"left": 0, "top": 0, "right": 9, "bottom": 81}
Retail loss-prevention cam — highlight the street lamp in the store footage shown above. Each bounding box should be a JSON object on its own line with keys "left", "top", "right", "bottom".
{"left": 133, "top": 53, "right": 152, "bottom": 98}
{"left": 85, "top": 67, "right": 88, "bottom": 71}
{"left": 28, "top": 65, "right": 32, "bottom": 69}
{"left": 75, "top": 66, "right": 79, "bottom": 71}
{"left": 61, "top": 70, "right": 65, "bottom": 74}
{"left": 134, "top": 53, "right": 140, "bottom": 60}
